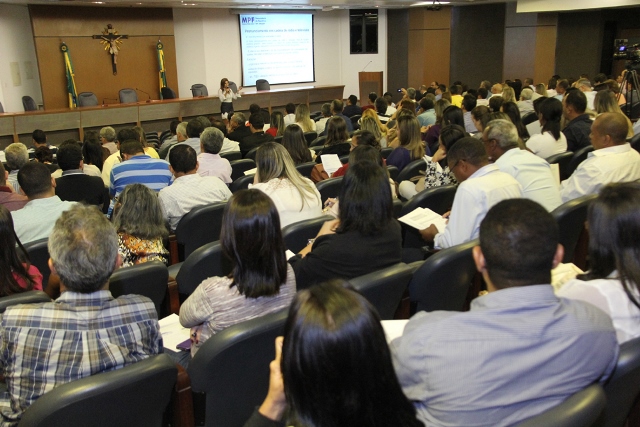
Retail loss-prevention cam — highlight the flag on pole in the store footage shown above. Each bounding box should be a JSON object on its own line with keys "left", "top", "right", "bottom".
{"left": 60, "top": 43, "right": 78, "bottom": 109}
{"left": 157, "top": 40, "right": 167, "bottom": 99}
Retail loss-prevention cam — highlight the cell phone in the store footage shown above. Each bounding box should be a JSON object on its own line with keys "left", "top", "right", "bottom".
{"left": 176, "top": 338, "right": 192, "bottom": 351}
{"left": 397, "top": 88, "right": 403, "bottom": 92}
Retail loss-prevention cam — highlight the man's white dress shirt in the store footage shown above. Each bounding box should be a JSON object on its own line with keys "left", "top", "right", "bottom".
{"left": 197, "top": 153, "right": 232, "bottom": 184}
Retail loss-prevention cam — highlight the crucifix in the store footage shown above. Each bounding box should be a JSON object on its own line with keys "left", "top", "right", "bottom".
{"left": 92, "top": 24, "right": 128, "bottom": 75}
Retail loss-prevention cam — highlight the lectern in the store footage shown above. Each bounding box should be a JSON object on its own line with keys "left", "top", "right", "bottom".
{"left": 358, "top": 72, "right": 383, "bottom": 105}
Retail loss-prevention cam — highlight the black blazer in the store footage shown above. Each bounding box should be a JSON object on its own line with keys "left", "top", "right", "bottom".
{"left": 55, "top": 173, "right": 110, "bottom": 213}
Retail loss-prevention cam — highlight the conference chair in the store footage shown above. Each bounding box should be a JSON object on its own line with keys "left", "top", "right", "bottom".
{"left": 77, "top": 91, "right": 98, "bottom": 107}
{"left": 282, "top": 215, "right": 333, "bottom": 253}
{"left": 145, "top": 132, "right": 160, "bottom": 148}
{"left": 296, "top": 161, "right": 316, "bottom": 178}
{"left": 220, "top": 151, "right": 242, "bottom": 162}
{"left": 392, "top": 198, "right": 403, "bottom": 219}
{"left": 408, "top": 239, "right": 478, "bottom": 313}
{"left": 566, "top": 145, "right": 594, "bottom": 178}
{"left": 245, "top": 147, "right": 259, "bottom": 161}
{"left": 22, "top": 96, "right": 37, "bottom": 111}
{"left": 551, "top": 194, "right": 597, "bottom": 267}
{"left": 514, "top": 384, "right": 606, "bottom": 427}
{"left": 159, "top": 129, "right": 172, "bottom": 144}
{"left": 387, "top": 165, "right": 399, "bottom": 182}
{"left": 310, "top": 110, "right": 322, "bottom": 120}
{"left": 304, "top": 131, "right": 318, "bottom": 146}
{"left": 348, "top": 263, "right": 413, "bottom": 320}
{"left": 400, "top": 184, "right": 457, "bottom": 249}
{"left": 339, "top": 154, "right": 350, "bottom": 164}
{"left": 395, "top": 159, "right": 427, "bottom": 183}
{"left": 188, "top": 310, "right": 287, "bottom": 427}
{"left": 190, "top": 84, "right": 208, "bottom": 97}
{"left": 175, "top": 241, "right": 232, "bottom": 299}
{"left": 230, "top": 174, "right": 254, "bottom": 193}
{"left": 228, "top": 81, "right": 238, "bottom": 93}
{"left": 310, "top": 135, "right": 327, "bottom": 147}
{"left": 255, "top": 79, "right": 270, "bottom": 91}
{"left": 118, "top": 88, "right": 138, "bottom": 104}
{"left": 546, "top": 151, "right": 574, "bottom": 182}
{"left": 230, "top": 159, "right": 256, "bottom": 181}
{"left": 315, "top": 176, "right": 343, "bottom": 204}
{"left": 630, "top": 132, "right": 640, "bottom": 153}
{"left": 109, "top": 261, "right": 168, "bottom": 317}
{"left": 601, "top": 336, "right": 640, "bottom": 427}
{"left": 381, "top": 147, "right": 394, "bottom": 158}
{"left": 521, "top": 112, "right": 539, "bottom": 127}
{"left": 170, "top": 201, "right": 226, "bottom": 263}
{"left": 0, "top": 291, "right": 51, "bottom": 314}
{"left": 22, "top": 237, "right": 51, "bottom": 290}
{"left": 18, "top": 354, "right": 177, "bottom": 427}
{"left": 161, "top": 86, "right": 177, "bottom": 99}
{"left": 350, "top": 114, "right": 361, "bottom": 130}
{"left": 274, "top": 136, "right": 283, "bottom": 144}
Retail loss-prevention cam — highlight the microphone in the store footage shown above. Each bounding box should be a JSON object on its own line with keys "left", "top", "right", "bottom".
{"left": 362, "top": 61, "right": 373, "bottom": 72}
{"left": 102, "top": 98, "right": 118, "bottom": 106}
{"left": 135, "top": 88, "right": 152, "bottom": 101}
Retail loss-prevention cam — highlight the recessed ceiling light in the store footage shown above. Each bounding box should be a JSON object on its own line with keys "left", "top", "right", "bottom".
{"left": 411, "top": 1, "right": 449, "bottom": 5}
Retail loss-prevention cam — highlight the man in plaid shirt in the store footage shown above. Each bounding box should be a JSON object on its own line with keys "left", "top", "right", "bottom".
{"left": 0, "top": 204, "right": 163, "bottom": 426}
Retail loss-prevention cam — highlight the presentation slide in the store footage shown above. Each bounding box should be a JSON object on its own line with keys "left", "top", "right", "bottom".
{"left": 239, "top": 14, "right": 315, "bottom": 86}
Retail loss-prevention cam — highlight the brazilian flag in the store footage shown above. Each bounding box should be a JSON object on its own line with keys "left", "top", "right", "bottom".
{"left": 157, "top": 40, "right": 167, "bottom": 99}
{"left": 60, "top": 43, "right": 78, "bottom": 109}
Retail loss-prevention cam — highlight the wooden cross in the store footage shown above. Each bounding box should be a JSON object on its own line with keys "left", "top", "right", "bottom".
{"left": 92, "top": 24, "right": 128, "bottom": 75}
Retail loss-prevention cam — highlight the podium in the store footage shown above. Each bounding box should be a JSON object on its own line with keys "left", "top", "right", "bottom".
{"left": 359, "top": 72, "right": 383, "bottom": 105}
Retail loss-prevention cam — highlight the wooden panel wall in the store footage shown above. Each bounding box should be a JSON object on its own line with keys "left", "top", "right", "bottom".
{"left": 387, "top": 9, "right": 410, "bottom": 103}
{"left": 30, "top": 6, "right": 179, "bottom": 110}
{"left": 408, "top": 7, "right": 451, "bottom": 88}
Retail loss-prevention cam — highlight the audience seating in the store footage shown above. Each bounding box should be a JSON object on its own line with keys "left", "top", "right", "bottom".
{"left": 145, "top": 132, "right": 160, "bottom": 148}
{"left": 304, "top": 131, "right": 318, "bottom": 146}
{"left": 395, "top": 159, "right": 427, "bottom": 183}
{"left": 514, "top": 384, "right": 606, "bottom": 427}
{"left": 0, "top": 291, "right": 51, "bottom": 314}
{"left": 230, "top": 159, "right": 256, "bottom": 181}
{"left": 282, "top": 215, "right": 333, "bottom": 253}
{"left": 310, "top": 110, "right": 321, "bottom": 120}
{"left": 601, "top": 336, "right": 640, "bottom": 427}
{"left": 188, "top": 309, "right": 287, "bottom": 427}
{"left": 109, "top": 261, "right": 169, "bottom": 317}
{"left": 387, "top": 165, "right": 399, "bottom": 182}
{"left": 170, "top": 201, "right": 226, "bottom": 263}
{"left": 18, "top": 354, "right": 177, "bottom": 427}
{"left": 295, "top": 161, "right": 316, "bottom": 178}
{"left": 159, "top": 129, "right": 172, "bottom": 144}
{"left": 339, "top": 154, "right": 350, "bottom": 164}
{"left": 630, "top": 132, "right": 640, "bottom": 153}
{"left": 118, "top": 88, "right": 138, "bottom": 104}
{"left": 381, "top": 147, "right": 393, "bottom": 158}
{"left": 274, "top": 135, "right": 283, "bottom": 144}
{"left": 400, "top": 184, "right": 457, "bottom": 249}
{"left": 161, "top": 87, "right": 177, "bottom": 99}
{"left": 220, "top": 151, "right": 242, "bottom": 162}
{"left": 521, "top": 112, "right": 538, "bottom": 127}
{"left": 315, "top": 176, "right": 343, "bottom": 204}
{"left": 551, "top": 194, "right": 597, "bottom": 267}
{"left": 350, "top": 115, "right": 361, "bottom": 130}
{"left": 190, "top": 84, "right": 208, "bottom": 97}
{"left": 255, "top": 79, "right": 270, "bottom": 91}
{"left": 546, "top": 151, "right": 574, "bottom": 182}
{"left": 392, "top": 198, "right": 403, "bottom": 219}
{"left": 229, "top": 81, "right": 238, "bottom": 93}
{"left": 408, "top": 239, "right": 478, "bottom": 313}
{"left": 349, "top": 263, "right": 413, "bottom": 320}
{"left": 245, "top": 147, "right": 259, "bottom": 161}
{"left": 22, "top": 237, "right": 51, "bottom": 290}
{"left": 310, "top": 136, "right": 327, "bottom": 147}
{"left": 175, "top": 241, "right": 232, "bottom": 299}
{"left": 566, "top": 145, "right": 594, "bottom": 178}
{"left": 22, "top": 96, "right": 37, "bottom": 111}
{"left": 230, "top": 175, "right": 254, "bottom": 193}
{"left": 77, "top": 92, "right": 98, "bottom": 107}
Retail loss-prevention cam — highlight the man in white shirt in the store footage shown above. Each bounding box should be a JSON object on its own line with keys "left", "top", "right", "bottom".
{"left": 197, "top": 127, "right": 232, "bottom": 184}
{"left": 578, "top": 79, "right": 596, "bottom": 111}
{"left": 166, "top": 119, "right": 203, "bottom": 160}
{"left": 419, "top": 137, "right": 523, "bottom": 249}
{"left": 283, "top": 103, "right": 296, "bottom": 127}
{"left": 483, "top": 119, "right": 562, "bottom": 211}
{"left": 517, "top": 88, "right": 535, "bottom": 116}
{"left": 560, "top": 112, "right": 640, "bottom": 202}
{"left": 4, "top": 143, "right": 29, "bottom": 193}
{"left": 159, "top": 145, "right": 231, "bottom": 231}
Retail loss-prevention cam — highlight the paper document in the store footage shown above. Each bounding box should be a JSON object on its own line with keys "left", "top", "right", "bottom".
{"left": 550, "top": 163, "right": 560, "bottom": 185}
{"left": 399, "top": 207, "right": 447, "bottom": 233}
{"left": 158, "top": 314, "right": 191, "bottom": 351}
{"left": 381, "top": 319, "right": 409, "bottom": 343}
{"left": 551, "top": 263, "right": 584, "bottom": 291}
{"left": 244, "top": 168, "right": 257, "bottom": 176}
{"left": 321, "top": 154, "right": 343, "bottom": 176}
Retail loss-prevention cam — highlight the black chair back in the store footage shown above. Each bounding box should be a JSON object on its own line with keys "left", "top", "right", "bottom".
{"left": 188, "top": 310, "right": 288, "bottom": 427}
{"left": 22, "top": 96, "right": 37, "bottom": 111}
{"left": 0, "top": 291, "right": 51, "bottom": 314}
{"left": 381, "top": 147, "right": 394, "bottom": 159}
{"left": 191, "top": 84, "right": 208, "bottom": 97}
{"left": 315, "top": 176, "right": 343, "bottom": 204}
{"left": 77, "top": 92, "right": 98, "bottom": 107}
{"left": 349, "top": 263, "right": 413, "bottom": 320}
{"left": 229, "top": 81, "right": 238, "bottom": 93}
{"left": 161, "top": 87, "right": 177, "bottom": 99}
{"left": 296, "top": 161, "right": 317, "bottom": 178}
{"left": 22, "top": 237, "right": 51, "bottom": 290}
{"left": 256, "top": 79, "right": 271, "bottom": 91}
{"left": 245, "top": 147, "right": 259, "bottom": 161}
{"left": 118, "top": 88, "right": 138, "bottom": 104}
{"left": 304, "top": 131, "right": 318, "bottom": 146}
{"left": 351, "top": 114, "right": 361, "bottom": 130}
{"left": 159, "top": 130, "right": 172, "bottom": 144}
{"left": 546, "top": 151, "right": 575, "bottom": 182}
{"left": 392, "top": 198, "right": 403, "bottom": 218}
{"left": 515, "top": 384, "right": 606, "bottom": 427}
{"left": 274, "top": 136, "right": 283, "bottom": 144}
{"left": 408, "top": 239, "right": 478, "bottom": 313}
{"left": 387, "top": 165, "right": 399, "bottom": 182}
{"left": 220, "top": 151, "right": 242, "bottom": 161}
{"left": 521, "top": 112, "right": 539, "bottom": 127}
{"left": 601, "top": 336, "right": 640, "bottom": 427}
{"left": 175, "top": 201, "right": 226, "bottom": 261}
{"left": 400, "top": 184, "right": 457, "bottom": 249}
{"left": 230, "top": 159, "right": 256, "bottom": 181}
{"left": 566, "top": 146, "right": 595, "bottom": 178}
{"left": 109, "top": 261, "right": 168, "bottom": 317}
{"left": 310, "top": 135, "right": 327, "bottom": 147}
{"left": 230, "top": 175, "right": 255, "bottom": 193}
{"left": 18, "top": 354, "right": 177, "bottom": 427}
{"left": 282, "top": 215, "right": 333, "bottom": 253}
{"left": 551, "top": 194, "right": 597, "bottom": 263}
{"left": 175, "top": 241, "right": 232, "bottom": 298}
{"left": 395, "top": 159, "right": 427, "bottom": 183}
{"left": 630, "top": 132, "right": 640, "bottom": 153}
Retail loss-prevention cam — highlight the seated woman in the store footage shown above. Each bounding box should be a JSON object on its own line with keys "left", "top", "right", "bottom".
{"left": 314, "top": 116, "right": 351, "bottom": 162}
{"left": 501, "top": 101, "right": 530, "bottom": 142}
{"left": 245, "top": 281, "right": 423, "bottom": 427}
{"left": 593, "top": 89, "right": 634, "bottom": 138}
{"left": 112, "top": 184, "right": 169, "bottom": 267}
{"left": 281, "top": 124, "right": 313, "bottom": 165}
{"left": 294, "top": 103, "right": 317, "bottom": 133}
{"left": 82, "top": 131, "right": 105, "bottom": 171}
{"left": 398, "top": 124, "right": 466, "bottom": 200}
{"left": 0, "top": 205, "right": 42, "bottom": 295}
{"left": 289, "top": 161, "right": 402, "bottom": 289}
{"left": 423, "top": 99, "right": 452, "bottom": 154}
{"left": 386, "top": 115, "right": 425, "bottom": 172}
{"left": 557, "top": 182, "right": 640, "bottom": 344}
{"left": 360, "top": 108, "right": 388, "bottom": 147}
{"left": 525, "top": 97, "right": 567, "bottom": 159}
{"left": 179, "top": 189, "right": 296, "bottom": 363}
{"left": 469, "top": 105, "right": 491, "bottom": 137}
{"left": 313, "top": 130, "right": 381, "bottom": 183}
{"left": 250, "top": 142, "right": 322, "bottom": 228}
{"left": 266, "top": 111, "right": 285, "bottom": 138}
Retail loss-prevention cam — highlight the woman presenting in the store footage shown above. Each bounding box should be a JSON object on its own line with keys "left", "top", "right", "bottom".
{"left": 218, "top": 77, "right": 242, "bottom": 118}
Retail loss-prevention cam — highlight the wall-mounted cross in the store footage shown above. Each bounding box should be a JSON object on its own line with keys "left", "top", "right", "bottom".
{"left": 92, "top": 24, "right": 128, "bottom": 75}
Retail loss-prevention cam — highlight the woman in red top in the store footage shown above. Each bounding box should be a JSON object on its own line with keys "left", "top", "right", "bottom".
{"left": 0, "top": 205, "right": 42, "bottom": 294}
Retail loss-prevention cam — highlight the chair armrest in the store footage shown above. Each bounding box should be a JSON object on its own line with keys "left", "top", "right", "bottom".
{"left": 169, "top": 234, "right": 179, "bottom": 266}
{"left": 167, "top": 277, "right": 180, "bottom": 316}
{"left": 170, "top": 364, "right": 194, "bottom": 427}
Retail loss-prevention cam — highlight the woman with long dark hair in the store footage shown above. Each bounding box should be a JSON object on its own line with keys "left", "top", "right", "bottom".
{"left": 525, "top": 97, "right": 567, "bottom": 159}
{"left": 314, "top": 116, "right": 351, "bottom": 161}
{"left": 266, "top": 110, "right": 285, "bottom": 138}
{"left": 218, "top": 77, "right": 242, "bottom": 117}
{"left": 281, "top": 124, "right": 313, "bottom": 165}
{"left": 386, "top": 115, "right": 425, "bottom": 171}
{"left": 501, "top": 101, "right": 530, "bottom": 141}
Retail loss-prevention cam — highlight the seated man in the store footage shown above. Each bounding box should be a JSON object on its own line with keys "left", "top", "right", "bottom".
{"left": 0, "top": 163, "right": 27, "bottom": 212}
{"left": 101, "top": 128, "right": 140, "bottom": 186}
{"left": 420, "top": 137, "right": 523, "bottom": 249}
{"left": 0, "top": 204, "right": 162, "bottom": 425}
{"left": 11, "top": 162, "right": 76, "bottom": 244}
{"left": 561, "top": 112, "right": 640, "bottom": 202}
{"left": 99, "top": 126, "right": 118, "bottom": 155}
{"left": 28, "top": 129, "right": 57, "bottom": 158}
{"left": 157, "top": 120, "right": 181, "bottom": 158}
{"left": 208, "top": 118, "right": 240, "bottom": 154}
{"left": 4, "top": 143, "right": 29, "bottom": 193}
{"left": 392, "top": 199, "right": 618, "bottom": 427}
{"left": 159, "top": 145, "right": 231, "bottom": 231}
{"left": 342, "top": 95, "right": 362, "bottom": 118}
{"left": 197, "top": 127, "right": 232, "bottom": 183}
{"left": 166, "top": 118, "right": 203, "bottom": 159}
{"left": 240, "top": 114, "right": 274, "bottom": 157}
{"left": 227, "top": 112, "right": 251, "bottom": 143}
{"left": 562, "top": 88, "right": 592, "bottom": 152}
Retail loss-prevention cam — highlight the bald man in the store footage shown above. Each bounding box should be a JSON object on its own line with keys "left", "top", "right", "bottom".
{"left": 560, "top": 112, "right": 640, "bottom": 202}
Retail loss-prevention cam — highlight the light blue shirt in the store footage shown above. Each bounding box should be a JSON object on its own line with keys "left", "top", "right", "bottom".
{"left": 11, "top": 196, "right": 77, "bottom": 244}
{"left": 417, "top": 109, "right": 436, "bottom": 127}
{"left": 391, "top": 285, "right": 618, "bottom": 427}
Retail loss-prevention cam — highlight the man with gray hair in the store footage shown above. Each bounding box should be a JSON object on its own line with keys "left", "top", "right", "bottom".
{"left": 227, "top": 112, "right": 251, "bottom": 143}
{"left": 577, "top": 78, "right": 596, "bottom": 110}
{"left": 4, "top": 143, "right": 29, "bottom": 193}
{"left": 0, "top": 204, "right": 162, "bottom": 425}
{"left": 99, "top": 126, "right": 118, "bottom": 154}
{"left": 483, "top": 119, "right": 561, "bottom": 211}
{"left": 517, "top": 88, "right": 535, "bottom": 116}
{"left": 198, "top": 126, "right": 232, "bottom": 183}
{"left": 159, "top": 121, "right": 187, "bottom": 160}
